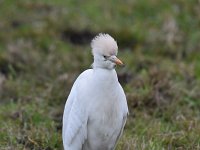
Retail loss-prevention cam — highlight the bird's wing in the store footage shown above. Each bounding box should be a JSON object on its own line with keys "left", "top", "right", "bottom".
{"left": 62, "top": 87, "right": 88, "bottom": 150}
{"left": 62, "top": 70, "right": 93, "bottom": 150}
{"left": 113, "top": 114, "right": 128, "bottom": 149}
{"left": 113, "top": 83, "right": 129, "bottom": 148}
{"left": 118, "top": 83, "right": 129, "bottom": 114}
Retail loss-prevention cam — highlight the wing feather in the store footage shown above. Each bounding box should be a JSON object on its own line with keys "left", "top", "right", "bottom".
{"left": 62, "top": 91, "right": 88, "bottom": 149}
{"left": 62, "top": 70, "right": 93, "bottom": 150}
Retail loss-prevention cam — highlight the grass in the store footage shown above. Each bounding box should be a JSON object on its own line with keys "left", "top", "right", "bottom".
{"left": 0, "top": 0, "right": 200, "bottom": 149}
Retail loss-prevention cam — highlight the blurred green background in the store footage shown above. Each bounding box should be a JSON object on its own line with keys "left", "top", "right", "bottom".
{"left": 0, "top": 0, "right": 200, "bottom": 149}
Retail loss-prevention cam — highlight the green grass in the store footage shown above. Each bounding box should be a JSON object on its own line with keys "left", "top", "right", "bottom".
{"left": 0, "top": 0, "right": 200, "bottom": 149}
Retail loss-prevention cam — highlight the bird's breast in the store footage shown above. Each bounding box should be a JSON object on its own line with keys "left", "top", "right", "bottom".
{"left": 86, "top": 94, "right": 124, "bottom": 149}
{"left": 88, "top": 88, "right": 124, "bottom": 133}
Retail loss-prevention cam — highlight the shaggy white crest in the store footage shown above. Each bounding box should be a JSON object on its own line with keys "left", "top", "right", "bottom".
{"left": 91, "top": 33, "right": 118, "bottom": 56}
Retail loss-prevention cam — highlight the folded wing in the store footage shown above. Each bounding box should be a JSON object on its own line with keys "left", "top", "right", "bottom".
{"left": 62, "top": 82, "right": 88, "bottom": 150}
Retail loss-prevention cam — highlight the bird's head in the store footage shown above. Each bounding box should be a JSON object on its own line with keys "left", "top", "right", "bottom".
{"left": 91, "top": 33, "right": 124, "bottom": 70}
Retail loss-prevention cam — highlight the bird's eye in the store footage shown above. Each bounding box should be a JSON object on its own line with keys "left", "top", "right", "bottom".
{"left": 103, "top": 55, "right": 108, "bottom": 60}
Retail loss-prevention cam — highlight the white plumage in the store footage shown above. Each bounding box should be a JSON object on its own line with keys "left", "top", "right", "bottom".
{"left": 62, "top": 33, "right": 129, "bottom": 150}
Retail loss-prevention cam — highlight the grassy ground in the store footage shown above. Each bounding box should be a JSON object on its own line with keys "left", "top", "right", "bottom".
{"left": 0, "top": 0, "right": 200, "bottom": 149}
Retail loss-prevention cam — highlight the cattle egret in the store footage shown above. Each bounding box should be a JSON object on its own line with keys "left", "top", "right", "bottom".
{"left": 62, "top": 33, "right": 129, "bottom": 150}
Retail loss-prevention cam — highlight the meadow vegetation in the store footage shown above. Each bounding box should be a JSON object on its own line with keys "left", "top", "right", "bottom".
{"left": 0, "top": 0, "right": 200, "bottom": 149}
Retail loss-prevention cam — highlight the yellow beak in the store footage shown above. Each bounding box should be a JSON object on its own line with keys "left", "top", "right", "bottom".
{"left": 114, "top": 57, "right": 124, "bottom": 66}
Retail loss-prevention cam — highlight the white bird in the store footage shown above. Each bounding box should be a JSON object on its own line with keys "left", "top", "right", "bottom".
{"left": 62, "top": 33, "right": 129, "bottom": 150}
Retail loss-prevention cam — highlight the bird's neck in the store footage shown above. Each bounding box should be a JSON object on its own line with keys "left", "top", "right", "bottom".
{"left": 93, "top": 68, "right": 118, "bottom": 84}
{"left": 92, "top": 60, "right": 116, "bottom": 70}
